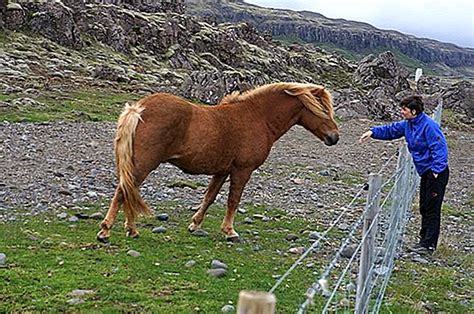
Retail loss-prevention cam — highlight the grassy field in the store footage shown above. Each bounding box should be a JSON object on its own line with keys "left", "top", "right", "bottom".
{"left": 1, "top": 202, "right": 472, "bottom": 313}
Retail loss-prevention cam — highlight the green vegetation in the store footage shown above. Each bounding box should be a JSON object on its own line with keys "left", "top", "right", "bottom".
{"left": 1, "top": 202, "right": 470, "bottom": 312}
{"left": 0, "top": 204, "right": 327, "bottom": 312}
{"left": 0, "top": 89, "right": 141, "bottom": 122}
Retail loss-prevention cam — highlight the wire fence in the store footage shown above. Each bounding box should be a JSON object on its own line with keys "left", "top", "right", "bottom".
{"left": 244, "top": 102, "right": 444, "bottom": 313}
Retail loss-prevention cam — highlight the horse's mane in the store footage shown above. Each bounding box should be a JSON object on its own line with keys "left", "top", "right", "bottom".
{"left": 220, "top": 82, "right": 334, "bottom": 119}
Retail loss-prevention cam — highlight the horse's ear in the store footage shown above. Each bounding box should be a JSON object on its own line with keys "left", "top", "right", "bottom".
{"left": 284, "top": 89, "right": 302, "bottom": 96}
{"left": 311, "top": 87, "right": 326, "bottom": 97}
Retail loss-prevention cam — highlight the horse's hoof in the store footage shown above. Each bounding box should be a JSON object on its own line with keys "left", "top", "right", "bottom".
{"left": 226, "top": 235, "right": 241, "bottom": 243}
{"left": 188, "top": 223, "right": 198, "bottom": 232}
{"left": 126, "top": 230, "right": 139, "bottom": 238}
{"left": 97, "top": 234, "right": 109, "bottom": 244}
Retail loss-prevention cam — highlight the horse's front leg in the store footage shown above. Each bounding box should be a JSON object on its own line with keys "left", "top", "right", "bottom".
{"left": 222, "top": 169, "right": 253, "bottom": 242}
{"left": 97, "top": 188, "right": 122, "bottom": 243}
{"left": 188, "top": 174, "right": 228, "bottom": 232}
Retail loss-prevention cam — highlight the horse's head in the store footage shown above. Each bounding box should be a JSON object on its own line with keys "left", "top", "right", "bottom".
{"left": 285, "top": 85, "right": 339, "bottom": 146}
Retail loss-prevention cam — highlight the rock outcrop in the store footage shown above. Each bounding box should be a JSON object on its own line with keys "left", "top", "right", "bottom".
{"left": 185, "top": 0, "right": 474, "bottom": 71}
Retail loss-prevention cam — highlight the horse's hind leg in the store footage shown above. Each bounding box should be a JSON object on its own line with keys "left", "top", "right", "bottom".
{"left": 221, "top": 169, "right": 252, "bottom": 242}
{"left": 123, "top": 155, "right": 162, "bottom": 238}
{"left": 97, "top": 187, "right": 123, "bottom": 243}
{"left": 188, "top": 174, "right": 228, "bottom": 232}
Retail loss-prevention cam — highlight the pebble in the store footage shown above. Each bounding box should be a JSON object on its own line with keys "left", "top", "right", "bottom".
{"left": 156, "top": 213, "right": 169, "bottom": 221}
{"left": 57, "top": 212, "right": 68, "bottom": 219}
{"left": 221, "top": 304, "right": 235, "bottom": 312}
{"left": 211, "top": 260, "right": 228, "bottom": 269}
{"left": 0, "top": 253, "right": 7, "bottom": 265}
{"left": 185, "top": 260, "right": 196, "bottom": 268}
{"left": 127, "top": 250, "right": 141, "bottom": 257}
{"left": 152, "top": 226, "right": 167, "bottom": 233}
{"left": 191, "top": 229, "right": 209, "bottom": 237}
{"left": 89, "top": 212, "right": 104, "bottom": 220}
{"left": 207, "top": 268, "right": 227, "bottom": 277}
{"left": 66, "top": 298, "right": 84, "bottom": 305}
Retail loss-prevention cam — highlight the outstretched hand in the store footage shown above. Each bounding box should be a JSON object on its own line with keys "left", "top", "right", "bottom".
{"left": 359, "top": 130, "right": 373, "bottom": 143}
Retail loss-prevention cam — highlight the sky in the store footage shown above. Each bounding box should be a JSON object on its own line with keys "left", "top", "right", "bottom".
{"left": 245, "top": 0, "right": 474, "bottom": 48}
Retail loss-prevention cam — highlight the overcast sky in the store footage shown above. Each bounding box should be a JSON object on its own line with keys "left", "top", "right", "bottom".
{"left": 245, "top": 0, "right": 474, "bottom": 48}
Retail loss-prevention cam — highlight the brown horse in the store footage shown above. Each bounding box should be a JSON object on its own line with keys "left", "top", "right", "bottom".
{"left": 97, "top": 82, "right": 339, "bottom": 242}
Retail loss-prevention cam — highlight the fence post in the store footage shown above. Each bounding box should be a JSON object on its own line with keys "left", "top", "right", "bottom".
{"left": 355, "top": 173, "right": 382, "bottom": 313}
{"left": 237, "top": 291, "right": 276, "bottom": 314}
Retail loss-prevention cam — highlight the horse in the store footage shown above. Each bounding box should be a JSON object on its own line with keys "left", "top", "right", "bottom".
{"left": 97, "top": 82, "right": 340, "bottom": 243}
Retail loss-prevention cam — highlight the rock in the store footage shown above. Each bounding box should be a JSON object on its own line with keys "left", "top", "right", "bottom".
{"left": 68, "top": 216, "right": 79, "bottom": 223}
{"left": 207, "top": 268, "right": 227, "bottom": 277}
{"left": 285, "top": 234, "right": 299, "bottom": 241}
{"left": 243, "top": 217, "right": 253, "bottom": 224}
{"left": 152, "top": 226, "right": 167, "bottom": 233}
{"left": 308, "top": 231, "right": 322, "bottom": 240}
{"left": 0, "top": 253, "right": 7, "bottom": 265}
{"left": 221, "top": 304, "right": 235, "bottom": 312}
{"left": 66, "top": 298, "right": 84, "bottom": 305}
{"left": 288, "top": 247, "right": 305, "bottom": 255}
{"left": 70, "top": 289, "right": 95, "bottom": 297}
{"left": 127, "top": 250, "right": 141, "bottom": 257}
{"left": 340, "top": 244, "right": 357, "bottom": 258}
{"left": 211, "top": 260, "right": 228, "bottom": 270}
{"left": 185, "top": 260, "right": 196, "bottom": 268}
{"left": 191, "top": 229, "right": 209, "bottom": 237}
{"left": 89, "top": 212, "right": 104, "bottom": 220}
{"left": 57, "top": 212, "right": 68, "bottom": 219}
{"left": 156, "top": 213, "right": 169, "bottom": 221}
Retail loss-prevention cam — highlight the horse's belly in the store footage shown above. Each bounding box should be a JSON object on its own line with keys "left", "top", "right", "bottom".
{"left": 169, "top": 157, "right": 231, "bottom": 175}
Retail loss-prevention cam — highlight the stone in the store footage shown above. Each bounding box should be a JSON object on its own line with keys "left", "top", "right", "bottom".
{"left": 0, "top": 253, "right": 7, "bottom": 265}
{"left": 127, "top": 250, "right": 141, "bottom": 257}
{"left": 207, "top": 268, "right": 227, "bottom": 277}
{"left": 152, "top": 226, "right": 167, "bottom": 233}
{"left": 211, "top": 260, "right": 228, "bottom": 269}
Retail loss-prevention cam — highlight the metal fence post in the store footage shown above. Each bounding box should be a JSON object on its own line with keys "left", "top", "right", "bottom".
{"left": 355, "top": 173, "right": 382, "bottom": 313}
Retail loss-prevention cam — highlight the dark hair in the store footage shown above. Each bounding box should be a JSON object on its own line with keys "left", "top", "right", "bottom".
{"left": 400, "top": 95, "right": 424, "bottom": 114}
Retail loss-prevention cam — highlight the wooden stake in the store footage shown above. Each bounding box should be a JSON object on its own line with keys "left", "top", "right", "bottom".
{"left": 237, "top": 290, "right": 276, "bottom": 314}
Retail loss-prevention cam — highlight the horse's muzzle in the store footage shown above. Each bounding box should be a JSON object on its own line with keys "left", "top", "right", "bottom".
{"left": 324, "top": 132, "right": 339, "bottom": 146}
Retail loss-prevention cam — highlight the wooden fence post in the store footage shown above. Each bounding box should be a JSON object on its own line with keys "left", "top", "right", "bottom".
{"left": 355, "top": 173, "right": 382, "bottom": 313}
{"left": 237, "top": 290, "right": 276, "bottom": 314}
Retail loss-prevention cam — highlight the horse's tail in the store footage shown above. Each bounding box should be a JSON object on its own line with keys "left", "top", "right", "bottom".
{"left": 115, "top": 102, "right": 152, "bottom": 221}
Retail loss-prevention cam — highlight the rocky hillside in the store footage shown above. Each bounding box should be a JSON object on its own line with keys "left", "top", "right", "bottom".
{"left": 0, "top": 1, "right": 472, "bottom": 122}
{"left": 186, "top": 0, "right": 474, "bottom": 76}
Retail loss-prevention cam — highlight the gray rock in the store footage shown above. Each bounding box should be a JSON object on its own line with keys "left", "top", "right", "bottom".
{"left": 0, "top": 253, "right": 7, "bottom": 265}
{"left": 285, "top": 234, "right": 299, "bottom": 241}
{"left": 156, "top": 213, "right": 169, "bottom": 221}
{"left": 340, "top": 244, "right": 357, "bottom": 258}
{"left": 152, "top": 226, "right": 167, "bottom": 233}
{"left": 191, "top": 229, "right": 209, "bottom": 237}
{"left": 207, "top": 268, "right": 227, "bottom": 277}
{"left": 221, "top": 304, "right": 235, "bottom": 312}
{"left": 66, "top": 298, "right": 84, "bottom": 305}
{"left": 211, "top": 259, "right": 228, "bottom": 269}
{"left": 243, "top": 217, "right": 253, "bottom": 224}
{"left": 70, "top": 289, "right": 94, "bottom": 297}
{"left": 68, "top": 216, "right": 79, "bottom": 223}
{"left": 89, "top": 212, "right": 104, "bottom": 220}
{"left": 127, "top": 250, "right": 141, "bottom": 257}
{"left": 57, "top": 212, "right": 68, "bottom": 219}
{"left": 185, "top": 260, "right": 196, "bottom": 268}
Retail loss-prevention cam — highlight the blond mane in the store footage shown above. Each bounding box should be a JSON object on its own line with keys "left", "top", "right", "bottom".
{"left": 220, "top": 82, "right": 334, "bottom": 119}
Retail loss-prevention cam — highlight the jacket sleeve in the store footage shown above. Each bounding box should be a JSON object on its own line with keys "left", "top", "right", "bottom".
{"left": 426, "top": 123, "right": 449, "bottom": 173}
{"left": 370, "top": 121, "right": 405, "bottom": 140}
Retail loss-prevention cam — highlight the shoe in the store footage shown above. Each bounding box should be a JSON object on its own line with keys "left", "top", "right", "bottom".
{"left": 409, "top": 245, "right": 434, "bottom": 256}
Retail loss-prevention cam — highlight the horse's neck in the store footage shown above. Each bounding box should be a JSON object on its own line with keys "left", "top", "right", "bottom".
{"left": 256, "top": 95, "right": 303, "bottom": 141}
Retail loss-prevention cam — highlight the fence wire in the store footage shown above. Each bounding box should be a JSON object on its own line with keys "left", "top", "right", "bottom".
{"left": 270, "top": 103, "right": 443, "bottom": 313}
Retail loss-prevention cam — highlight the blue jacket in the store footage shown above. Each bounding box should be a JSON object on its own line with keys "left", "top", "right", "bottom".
{"left": 371, "top": 112, "right": 448, "bottom": 176}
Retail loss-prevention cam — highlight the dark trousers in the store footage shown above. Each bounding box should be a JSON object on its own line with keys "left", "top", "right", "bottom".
{"left": 418, "top": 167, "right": 449, "bottom": 249}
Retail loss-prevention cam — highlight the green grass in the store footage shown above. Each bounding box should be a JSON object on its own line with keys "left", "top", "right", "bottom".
{"left": 0, "top": 89, "right": 141, "bottom": 122}
{"left": 1, "top": 200, "right": 471, "bottom": 312}
{"left": 0, "top": 204, "right": 330, "bottom": 312}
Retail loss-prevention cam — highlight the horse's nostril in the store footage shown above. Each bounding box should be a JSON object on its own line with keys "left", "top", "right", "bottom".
{"left": 324, "top": 133, "right": 339, "bottom": 146}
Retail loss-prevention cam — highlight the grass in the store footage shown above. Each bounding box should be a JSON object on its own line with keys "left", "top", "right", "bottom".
{"left": 1, "top": 201, "right": 471, "bottom": 312}
{"left": 0, "top": 203, "right": 331, "bottom": 312}
{"left": 0, "top": 89, "right": 141, "bottom": 122}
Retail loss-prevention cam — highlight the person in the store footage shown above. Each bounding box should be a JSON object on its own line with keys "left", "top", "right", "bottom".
{"left": 359, "top": 95, "right": 449, "bottom": 256}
